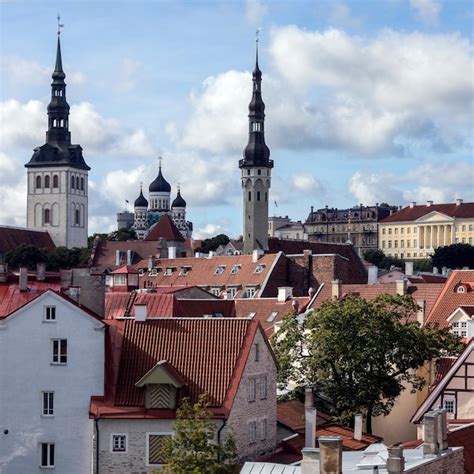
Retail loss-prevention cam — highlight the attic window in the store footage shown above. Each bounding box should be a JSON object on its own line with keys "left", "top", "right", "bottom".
{"left": 248, "top": 312, "right": 256, "bottom": 319}
{"left": 213, "top": 312, "right": 224, "bottom": 318}
{"left": 456, "top": 286, "right": 466, "bottom": 294}
{"left": 254, "top": 264, "right": 265, "bottom": 274}
{"left": 179, "top": 266, "right": 191, "bottom": 276}
{"left": 267, "top": 311, "right": 278, "bottom": 322}
{"left": 214, "top": 265, "right": 226, "bottom": 275}
{"left": 164, "top": 267, "right": 175, "bottom": 276}
{"left": 230, "top": 265, "right": 241, "bottom": 275}
{"left": 149, "top": 268, "right": 160, "bottom": 276}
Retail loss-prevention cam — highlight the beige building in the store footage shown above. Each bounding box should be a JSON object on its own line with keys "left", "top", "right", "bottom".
{"left": 379, "top": 200, "right": 474, "bottom": 260}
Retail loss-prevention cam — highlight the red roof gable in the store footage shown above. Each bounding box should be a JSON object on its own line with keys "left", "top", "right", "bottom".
{"left": 111, "top": 265, "right": 138, "bottom": 274}
{"left": 0, "top": 226, "right": 55, "bottom": 254}
{"left": 144, "top": 214, "right": 185, "bottom": 242}
{"left": 380, "top": 202, "right": 474, "bottom": 223}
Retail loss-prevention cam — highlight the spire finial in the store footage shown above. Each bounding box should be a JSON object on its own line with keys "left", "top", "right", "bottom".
{"left": 177, "top": 181, "right": 181, "bottom": 193}
{"left": 255, "top": 27, "right": 261, "bottom": 66}
{"left": 140, "top": 181, "right": 143, "bottom": 192}
{"left": 57, "top": 13, "right": 64, "bottom": 36}
{"left": 158, "top": 155, "right": 163, "bottom": 170}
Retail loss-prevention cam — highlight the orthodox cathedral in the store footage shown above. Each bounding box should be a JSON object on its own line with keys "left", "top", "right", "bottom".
{"left": 118, "top": 163, "right": 193, "bottom": 240}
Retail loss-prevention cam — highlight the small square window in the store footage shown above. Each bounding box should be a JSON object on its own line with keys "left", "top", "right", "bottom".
{"left": 52, "top": 339, "right": 67, "bottom": 364}
{"left": 44, "top": 306, "right": 56, "bottom": 322}
{"left": 112, "top": 434, "right": 127, "bottom": 453}
{"left": 443, "top": 398, "right": 455, "bottom": 414}
{"left": 42, "top": 392, "right": 54, "bottom": 416}
{"left": 40, "top": 443, "right": 55, "bottom": 468}
{"left": 179, "top": 266, "right": 191, "bottom": 276}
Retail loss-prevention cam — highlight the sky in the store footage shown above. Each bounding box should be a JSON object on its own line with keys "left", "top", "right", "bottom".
{"left": 1, "top": 0, "right": 473, "bottom": 239}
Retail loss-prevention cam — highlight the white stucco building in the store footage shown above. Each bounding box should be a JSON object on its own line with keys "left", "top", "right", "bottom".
{"left": 0, "top": 289, "right": 105, "bottom": 473}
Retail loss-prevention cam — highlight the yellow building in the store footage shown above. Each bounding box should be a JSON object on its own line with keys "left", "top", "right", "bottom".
{"left": 378, "top": 199, "right": 474, "bottom": 260}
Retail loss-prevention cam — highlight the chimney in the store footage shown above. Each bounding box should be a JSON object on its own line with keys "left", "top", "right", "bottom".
{"left": 432, "top": 266, "right": 439, "bottom": 275}
{"left": 19, "top": 266, "right": 28, "bottom": 292}
{"left": 60, "top": 269, "right": 73, "bottom": 289}
{"left": 168, "top": 246, "right": 177, "bottom": 259}
{"left": 292, "top": 300, "right": 300, "bottom": 313}
{"left": 208, "top": 250, "right": 215, "bottom": 259}
{"left": 456, "top": 198, "right": 463, "bottom": 206}
{"left": 252, "top": 249, "right": 263, "bottom": 262}
{"left": 126, "top": 249, "right": 132, "bottom": 266}
{"left": 441, "top": 267, "right": 448, "bottom": 276}
{"left": 331, "top": 280, "right": 342, "bottom": 299}
{"left": 319, "top": 436, "right": 342, "bottom": 474}
{"left": 409, "top": 201, "right": 416, "bottom": 208}
{"left": 278, "top": 286, "right": 293, "bottom": 302}
{"left": 367, "top": 266, "right": 378, "bottom": 285}
{"left": 304, "top": 386, "right": 317, "bottom": 449}
{"left": 386, "top": 446, "right": 405, "bottom": 474}
{"left": 301, "top": 448, "right": 320, "bottom": 474}
{"left": 426, "top": 200, "right": 433, "bottom": 207}
{"left": 396, "top": 279, "right": 407, "bottom": 296}
{"left": 115, "top": 250, "right": 121, "bottom": 266}
{"left": 435, "top": 409, "right": 448, "bottom": 451}
{"left": 148, "top": 255, "right": 156, "bottom": 270}
{"left": 135, "top": 303, "right": 147, "bottom": 322}
{"left": 416, "top": 300, "right": 426, "bottom": 325}
{"left": 36, "top": 262, "right": 46, "bottom": 281}
{"left": 423, "top": 411, "right": 439, "bottom": 456}
{"left": 405, "top": 261, "right": 413, "bottom": 276}
{"left": 0, "top": 263, "right": 8, "bottom": 283}
{"left": 67, "top": 286, "right": 81, "bottom": 304}
{"left": 354, "top": 414, "right": 363, "bottom": 441}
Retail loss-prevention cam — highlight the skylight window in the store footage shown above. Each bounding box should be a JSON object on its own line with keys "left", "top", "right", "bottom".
{"left": 267, "top": 311, "right": 278, "bottom": 322}
{"left": 254, "top": 264, "right": 265, "bottom": 274}
{"left": 230, "top": 265, "right": 241, "bottom": 275}
{"left": 248, "top": 312, "right": 256, "bottom": 319}
{"left": 214, "top": 265, "right": 226, "bottom": 275}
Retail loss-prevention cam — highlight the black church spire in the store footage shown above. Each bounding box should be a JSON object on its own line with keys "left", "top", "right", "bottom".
{"left": 239, "top": 34, "right": 272, "bottom": 169}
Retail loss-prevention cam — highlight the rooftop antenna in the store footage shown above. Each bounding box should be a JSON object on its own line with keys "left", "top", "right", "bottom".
{"left": 57, "top": 13, "right": 64, "bottom": 36}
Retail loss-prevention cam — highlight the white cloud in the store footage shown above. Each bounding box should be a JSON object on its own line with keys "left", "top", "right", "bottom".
{"left": 349, "top": 171, "right": 403, "bottom": 206}
{"left": 329, "top": 2, "right": 361, "bottom": 28}
{"left": 292, "top": 174, "right": 325, "bottom": 194}
{"left": 245, "top": 0, "right": 268, "bottom": 25}
{"left": 193, "top": 223, "right": 230, "bottom": 240}
{"left": 410, "top": 0, "right": 441, "bottom": 25}
{"left": 113, "top": 58, "right": 143, "bottom": 93}
{"left": 2, "top": 56, "right": 85, "bottom": 85}
{"left": 0, "top": 180, "right": 27, "bottom": 227}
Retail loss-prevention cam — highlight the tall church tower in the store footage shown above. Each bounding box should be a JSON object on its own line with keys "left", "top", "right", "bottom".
{"left": 239, "top": 36, "right": 273, "bottom": 254}
{"left": 25, "top": 32, "right": 90, "bottom": 248}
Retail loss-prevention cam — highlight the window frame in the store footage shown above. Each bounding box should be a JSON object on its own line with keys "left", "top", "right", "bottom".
{"left": 110, "top": 433, "right": 128, "bottom": 453}
{"left": 443, "top": 396, "right": 456, "bottom": 415}
{"left": 44, "top": 306, "right": 56, "bottom": 322}
{"left": 42, "top": 391, "right": 54, "bottom": 417}
{"left": 40, "top": 442, "right": 55, "bottom": 468}
{"left": 51, "top": 339, "right": 68, "bottom": 365}
{"left": 146, "top": 432, "right": 174, "bottom": 467}
{"left": 259, "top": 376, "right": 267, "bottom": 400}
{"left": 248, "top": 421, "right": 257, "bottom": 444}
{"left": 248, "top": 378, "right": 256, "bottom": 402}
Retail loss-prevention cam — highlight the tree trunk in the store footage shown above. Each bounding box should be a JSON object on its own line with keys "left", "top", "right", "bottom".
{"left": 366, "top": 403, "right": 373, "bottom": 434}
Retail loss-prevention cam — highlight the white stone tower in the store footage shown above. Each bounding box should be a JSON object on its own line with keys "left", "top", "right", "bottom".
{"left": 133, "top": 184, "right": 149, "bottom": 239}
{"left": 239, "top": 37, "right": 273, "bottom": 254}
{"left": 171, "top": 186, "right": 192, "bottom": 239}
{"left": 25, "top": 33, "right": 90, "bottom": 248}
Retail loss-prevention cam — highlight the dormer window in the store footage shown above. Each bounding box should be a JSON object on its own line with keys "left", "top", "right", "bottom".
{"left": 179, "top": 266, "right": 191, "bottom": 276}
{"left": 457, "top": 286, "right": 466, "bottom": 294}
{"left": 214, "top": 265, "right": 226, "bottom": 275}
{"left": 164, "top": 267, "right": 175, "bottom": 276}
{"left": 255, "top": 264, "right": 265, "bottom": 274}
{"left": 230, "top": 265, "right": 241, "bottom": 275}
{"left": 149, "top": 268, "right": 160, "bottom": 277}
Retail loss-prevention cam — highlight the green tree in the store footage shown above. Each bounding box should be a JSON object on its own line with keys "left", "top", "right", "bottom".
{"left": 161, "top": 395, "right": 237, "bottom": 473}
{"left": 272, "top": 294, "right": 462, "bottom": 434}
{"left": 107, "top": 228, "right": 137, "bottom": 241}
{"left": 4, "top": 244, "right": 48, "bottom": 269}
{"left": 413, "top": 259, "right": 433, "bottom": 273}
{"left": 363, "top": 249, "right": 385, "bottom": 267}
{"left": 432, "top": 243, "right": 474, "bottom": 270}
{"left": 196, "top": 234, "right": 230, "bottom": 253}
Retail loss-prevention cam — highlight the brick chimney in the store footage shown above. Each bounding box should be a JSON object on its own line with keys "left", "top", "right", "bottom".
{"left": 331, "top": 280, "right": 342, "bottom": 299}
{"left": 19, "top": 267, "right": 28, "bottom": 292}
{"left": 396, "top": 279, "right": 407, "bottom": 296}
{"left": 386, "top": 446, "right": 405, "bottom": 473}
{"left": 409, "top": 202, "right": 416, "bottom": 208}
{"left": 426, "top": 200, "right": 433, "bottom": 207}
{"left": 36, "top": 262, "right": 46, "bottom": 282}
{"left": 423, "top": 411, "right": 439, "bottom": 456}
{"left": 319, "top": 436, "right": 342, "bottom": 474}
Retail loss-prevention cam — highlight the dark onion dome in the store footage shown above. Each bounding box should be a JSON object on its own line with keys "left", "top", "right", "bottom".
{"left": 149, "top": 165, "right": 171, "bottom": 193}
{"left": 134, "top": 188, "right": 148, "bottom": 208}
{"left": 172, "top": 189, "right": 186, "bottom": 208}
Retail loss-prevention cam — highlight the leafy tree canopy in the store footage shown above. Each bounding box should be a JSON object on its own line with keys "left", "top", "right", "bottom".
{"left": 4, "top": 244, "right": 90, "bottom": 271}
{"left": 363, "top": 249, "right": 404, "bottom": 270}
{"left": 413, "top": 259, "right": 433, "bottom": 273}
{"left": 196, "top": 234, "right": 230, "bottom": 253}
{"left": 272, "top": 294, "right": 462, "bottom": 433}
{"left": 161, "top": 395, "right": 237, "bottom": 473}
{"left": 432, "top": 243, "right": 474, "bottom": 270}
{"left": 108, "top": 228, "right": 138, "bottom": 242}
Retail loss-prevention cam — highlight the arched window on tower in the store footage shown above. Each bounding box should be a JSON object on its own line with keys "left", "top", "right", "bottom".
{"left": 248, "top": 191, "right": 252, "bottom": 201}
{"left": 53, "top": 175, "right": 59, "bottom": 188}
{"left": 44, "top": 208, "right": 51, "bottom": 224}
{"left": 257, "top": 191, "right": 261, "bottom": 201}
{"left": 44, "top": 176, "right": 50, "bottom": 188}
{"left": 36, "top": 176, "right": 42, "bottom": 189}
{"left": 71, "top": 175, "right": 75, "bottom": 190}
{"left": 75, "top": 176, "right": 79, "bottom": 189}
{"left": 80, "top": 177, "right": 84, "bottom": 191}
{"left": 75, "top": 209, "right": 80, "bottom": 226}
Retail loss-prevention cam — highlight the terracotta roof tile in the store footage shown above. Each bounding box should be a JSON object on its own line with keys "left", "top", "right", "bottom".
{"left": 0, "top": 226, "right": 55, "bottom": 254}
{"left": 424, "top": 270, "right": 474, "bottom": 328}
{"left": 277, "top": 400, "right": 331, "bottom": 433}
{"left": 144, "top": 214, "right": 185, "bottom": 242}
{"left": 380, "top": 202, "right": 474, "bottom": 223}
{"left": 111, "top": 265, "right": 138, "bottom": 274}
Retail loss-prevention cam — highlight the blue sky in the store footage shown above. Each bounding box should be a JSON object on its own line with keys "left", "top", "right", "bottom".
{"left": 1, "top": 0, "right": 473, "bottom": 238}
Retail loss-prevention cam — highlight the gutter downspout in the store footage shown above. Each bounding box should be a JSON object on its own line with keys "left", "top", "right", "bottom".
{"left": 95, "top": 416, "right": 100, "bottom": 474}
{"left": 216, "top": 418, "right": 227, "bottom": 463}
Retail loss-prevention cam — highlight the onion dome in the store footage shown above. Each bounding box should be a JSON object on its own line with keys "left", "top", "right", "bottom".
{"left": 149, "top": 163, "right": 171, "bottom": 193}
{"left": 172, "top": 188, "right": 186, "bottom": 208}
{"left": 134, "top": 187, "right": 148, "bottom": 208}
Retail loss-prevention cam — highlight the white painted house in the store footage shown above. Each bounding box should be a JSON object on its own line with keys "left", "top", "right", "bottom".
{"left": 0, "top": 289, "right": 105, "bottom": 473}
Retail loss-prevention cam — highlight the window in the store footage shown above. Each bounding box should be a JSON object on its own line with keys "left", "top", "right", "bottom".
{"left": 388, "top": 228, "right": 392, "bottom": 235}
{"left": 456, "top": 286, "right": 466, "bottom": 294}
{"left": 111, "top": 434, "right": 127, "bottom": 453}
{"left": 244, "top": 287, "right": 256, "bottom": 298}
{"left": 247, "top": 312, "right": 256, "bottom": 319}
{"left": 267, "top": 311, "right": 278, "bottom": 322}
{"left": 52, "top": 339, "right": 67, "bottom": 364}
{"left": 443, "top": 397, "right": 455, "bottom": 414}
{"left": 147, "top": 433, "right": 173, "bottom": 466}
{"left": 255, "top": 264, "right": 265, "bottom": 274}
{"left": 407, "top": 227, "right": 411, "bottom": 234}
{"left": 226, "top": 287, "right": 238, "bottom": 299}
{"left": 249, "top": 421, "right": 257, "bottom": 444}
{"left": 401, "top": 228, "right": 404, "bottom": 234}
{"left": 42, "top": 392, "right": 54, "bottom": 416}
{"left": 258, "top": 169, "right": 261, "bottom": 175}
{"left": 254, "top": 343, "right": 260, "bottom": 362}
{"left": 164, "top": 267, "right": 175, "bottom": 276}
{"left": 40, "top": 443, "right": 55, "bottom": 468}
{"left": 80, "top": 177, "right": 84, "bottom": 191}
{"left": 75, "top": 209, "right": 80, "bottom": 226}
{"left": 179, "top": 266, "right": 191, "bottom": 276}
{"left": 257, "top": 191, "right": 261, "bottom": 201}
{"left": 53, "top": 175, "right": 59, "bottom": 188}
{"left": 71, "top": 175, "right": 75, "bottom": 190}
{"left": 401, "top": 240, "right": 404, "bottom": 248}
{"left": 394, "top": 240, "right": 398, "bottom": 248}
{"left": 261, "top": 418, "right": 268, "bottom": 440}
{"left": 462, "top": 225, "right": 466, "bottom": 231}
{"left": 214, "top": 265, "right": 226, "bottom": 275}
{"left": 260, "top": 376, "right": 267, "bottom": 399}
{"left": 248, "top": 378, "right": 256, "bottom": 402}
{"left": 44, "top": 209, "right": 51, "bottom": 225}
{"left": 44, "top": 175, "right": 50, "bottom": 188}
{"left": 210, "top": 287, "right": 221, "bottom": 296}
{"left": 36, "top": 176, "right": 42, "bottom": 189}
{"left": 44, "top": 306, "right": 56, "bottom": 322}
{"left": 382, "top": 228, "right": 386, "bottom": 235}
{"left": 248, "top": 191, "right": 251, "bottom": 201}
{"left": 382, "top": 241, "right": 386, "bottom": 249}
{"left": 230, "top": 264, "right": 241, "bottom": 275}
{"left": 388, "top": 240, "right": 392, "bottom": 248}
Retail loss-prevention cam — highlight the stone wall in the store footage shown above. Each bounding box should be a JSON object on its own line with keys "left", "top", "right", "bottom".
{"left": 261, "top": 252, "right": 288, "bottom": 297}
{"left": 406, "top": 447, "right": 464, "bottom": 473}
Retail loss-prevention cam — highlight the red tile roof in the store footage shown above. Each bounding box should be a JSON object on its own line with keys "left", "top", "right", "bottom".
{"left": 424, "top": 270, "right": 474, "bottom": 328}
{"left": 111, "top": 265, "right": 138, "bottom": 274}
{"left": 0, "top": 226, "right": 55, "bottom": 254}
{"left": 459, "top": 305, "right": 474, "bottom": 317}
{"left": 136, "top": 253, "right": 281, "bottom": 295}
{"left": 380, "top": 202, "right": 474, "bottom": 223}
{"left": 433, "top": 357, "right": 456, "bottom": 386}
{"left": 277, "top": 399, "right": 331, "bottom": 433}
{"left": 144, "top": 214, "right": 185, "bottom": 242}
{"left": 91, "top": 318, "right": 274, "bottom": 418}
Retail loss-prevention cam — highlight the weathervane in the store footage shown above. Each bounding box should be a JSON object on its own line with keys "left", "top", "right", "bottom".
{"left": 57, "top": 13, "right": 64, "bottom": 36}
{"left": 158, "top": 156, "right": 163, "bottom": 169}
{"left": 256, "top": 27, "right": 261, "bottom": 43}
